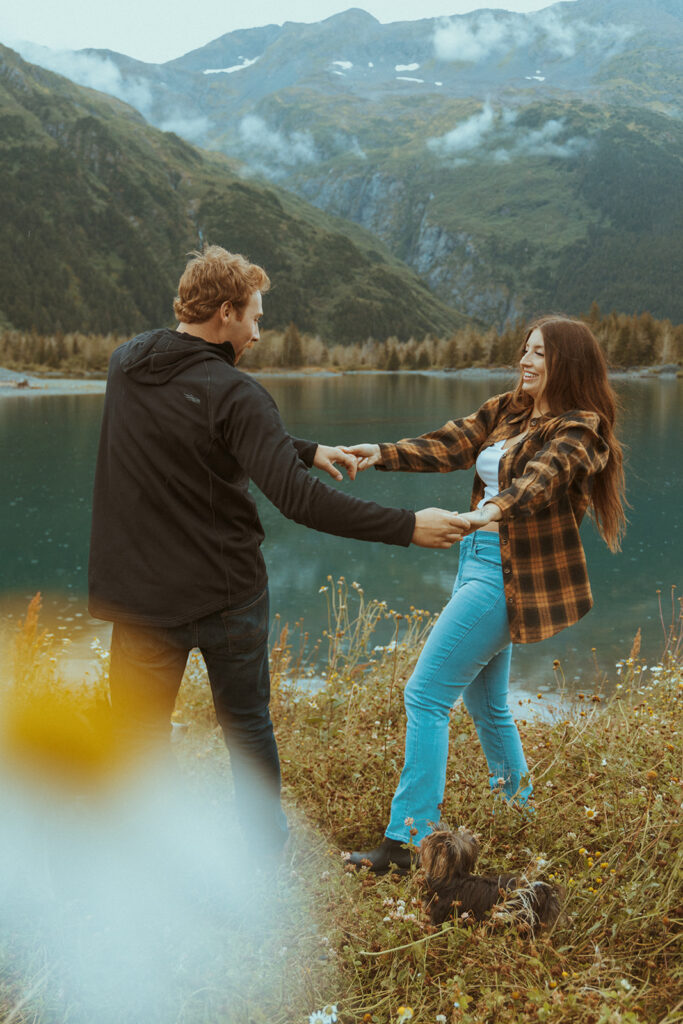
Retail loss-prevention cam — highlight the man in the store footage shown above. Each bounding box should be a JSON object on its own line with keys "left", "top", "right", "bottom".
{"left": 88, "top": 245, "right": 466, "bottom": 860}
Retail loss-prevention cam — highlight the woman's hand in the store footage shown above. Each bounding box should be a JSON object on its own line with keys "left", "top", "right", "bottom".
{"left": 313, "top": 444, "right": 358, "bottom": 481}
{"left": 412, "top": 509, "right": 471, "bottom": 548}
{"left": 341, "top": 443, "right": 382, "bottom": 472}
{"left": 457, "top": 504, "right": 502, "bottom": 532}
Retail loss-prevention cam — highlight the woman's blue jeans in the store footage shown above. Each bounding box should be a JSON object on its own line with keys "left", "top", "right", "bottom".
{"left": 386, "top": 531, "right": 532, "bottom": 844}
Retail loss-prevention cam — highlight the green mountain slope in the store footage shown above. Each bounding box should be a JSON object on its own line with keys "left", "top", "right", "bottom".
{"left": 39, "top": 0, "right": 680, "bottom": 326}
{"left": 0, "top": 44, "right": 470, "bottom": 342}
{"left": 284, "top": 96, "right": 683, "bottom": 324}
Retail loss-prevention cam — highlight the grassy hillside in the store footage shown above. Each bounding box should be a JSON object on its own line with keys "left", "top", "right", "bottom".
{"left": 281, "top": 95, "right": 683, "bottom": 325}
{"left": 0, "top": 45, "right": 469, "bottom": 343}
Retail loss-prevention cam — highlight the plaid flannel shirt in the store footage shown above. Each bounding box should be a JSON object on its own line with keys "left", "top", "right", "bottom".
{"left": 378, "top": 391, "right": 610, "bottom": 644}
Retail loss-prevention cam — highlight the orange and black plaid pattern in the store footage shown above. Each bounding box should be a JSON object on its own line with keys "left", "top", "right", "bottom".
{"left": 378, "top": 391, "right": 611, "bottom": 644}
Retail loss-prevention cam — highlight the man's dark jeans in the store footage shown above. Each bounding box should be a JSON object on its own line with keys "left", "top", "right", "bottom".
{"left": 109, "top": 588, "right": 287, "bottom": 855}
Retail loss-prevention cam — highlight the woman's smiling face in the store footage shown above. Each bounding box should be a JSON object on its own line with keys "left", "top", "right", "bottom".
{"left": 520, "top": 327, "right": 547, "bottom": 404}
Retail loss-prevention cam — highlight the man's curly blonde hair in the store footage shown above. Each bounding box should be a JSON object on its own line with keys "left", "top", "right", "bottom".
{"left": 173, "top": 245, "right": 270, "bottom": 323}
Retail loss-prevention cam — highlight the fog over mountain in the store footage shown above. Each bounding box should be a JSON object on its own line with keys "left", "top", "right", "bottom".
{"left": 8, "top": 0, "right": 683, "bottom": 326}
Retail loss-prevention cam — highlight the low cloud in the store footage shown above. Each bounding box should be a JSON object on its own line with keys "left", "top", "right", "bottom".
{"left": 434, "top": 14, "right": 527, "bottom": 63}
{"left": 428, "top": 100, "right": 498, "bottom": 154}
{"left": 14, "top": 41, "right": 153, "bottom": 113}
{"left": 238, "top": 114, "right": 319, "bottom": 177}
{"left": 433, "top": 9, "right": 634, "bottom": 64}
{"left": 12, "top": 41, "right": 210, "bottom": 145}
{"left": 428, "top": 103, "right": 589, "bottom": 163}
{"left": 157, "top": 115, "right": 211, "bottom": 143}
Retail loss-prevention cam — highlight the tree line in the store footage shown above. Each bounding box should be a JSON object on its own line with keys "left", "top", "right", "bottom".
{"left": 1, "top": 307, "right": 681, "bottom": 376}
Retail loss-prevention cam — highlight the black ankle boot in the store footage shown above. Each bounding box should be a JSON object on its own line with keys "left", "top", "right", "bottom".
{"left": 347, "top": 836, "right": 417, "bottom": 873}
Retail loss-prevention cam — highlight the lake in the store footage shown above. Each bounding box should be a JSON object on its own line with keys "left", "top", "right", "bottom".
{"left": 1, "top": 372, "right": 681, "bottom": 698}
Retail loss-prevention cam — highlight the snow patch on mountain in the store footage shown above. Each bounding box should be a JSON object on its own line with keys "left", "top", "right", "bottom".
{"left": 203, "top": 56, "right": 259, "bottom": 74}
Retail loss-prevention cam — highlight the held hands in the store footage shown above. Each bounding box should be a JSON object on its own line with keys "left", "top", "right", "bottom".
{"left": 341, "top": 443, "right": 382, "bottom": 471}
{"left": 412, "top": 509, "right": 471, "bottom": 549}
{"left": 457, "top": 504, "right": 502, "bottom": 531}
{"left": 316, "top": 440, "right": 502, "bottom": 544}
{"left": 412, "top": 503, "right": 502, "bottom": 548}
{"left": 313, "top": 444, "right": 359, "bottom": 482}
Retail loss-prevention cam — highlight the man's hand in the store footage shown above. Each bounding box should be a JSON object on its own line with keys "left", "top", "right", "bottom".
{"left": 314, "top": 444, "right": 358, "bottom": 482}
{"left": 412, "top": 508, "right": 471, "bottom": 548}
{"left": 341, "top": 443, "right": 382, "bottom": 472}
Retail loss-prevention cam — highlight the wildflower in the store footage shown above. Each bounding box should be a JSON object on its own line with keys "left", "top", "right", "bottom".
{"left": 322, "top": 1005, "right": 338, "bottom": 1023}
{"left": 309, "top": 1013, "right": 326, "bottom": 1024}
{"left": 619, "top": 979, "right": 633, "bottom": 992}
{"left": 436, "top": 1016, "right": 447, "bottom": 1023}
{"left": 397, "top": 1007, "right": 414, "bottom": 1022}
{"left": 579, "top": 847, "right": 587, "bottom": 855}
{"left": 404, "top": 816, "right": 414, "bottom": 827}
{"left": 584, "top": 806, "right": 599, "bottom": 820}
{"left": 318, "top": 586, "right": 328, "bottom": 593}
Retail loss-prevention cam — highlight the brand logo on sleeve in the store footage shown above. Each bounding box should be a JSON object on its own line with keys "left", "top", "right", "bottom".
{"left": 183, "top": 392, "right": 201, "bottom": 405}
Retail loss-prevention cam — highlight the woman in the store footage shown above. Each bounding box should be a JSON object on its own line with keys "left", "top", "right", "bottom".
{"left": 345, "top": 316, "right": 626, "bottom": 872}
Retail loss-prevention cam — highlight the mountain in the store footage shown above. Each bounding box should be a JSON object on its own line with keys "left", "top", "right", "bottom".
{"left": 24, "top": 0, "right": 681, "bottom": 327}
{"left": 0, "top": 43, "right": 469, "bottom": 341}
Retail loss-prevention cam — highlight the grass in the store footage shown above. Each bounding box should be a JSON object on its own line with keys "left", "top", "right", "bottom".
{"left": 0, "top": 586, "right": 681, "bottom": 1024}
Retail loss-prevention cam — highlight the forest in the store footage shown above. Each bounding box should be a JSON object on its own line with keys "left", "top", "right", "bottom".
{"left": 1, "top": 306, "right": 680, "bottom": 376}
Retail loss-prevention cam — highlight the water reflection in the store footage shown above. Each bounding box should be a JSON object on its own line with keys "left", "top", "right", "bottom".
{"left": 0, "top": 376, "right": 680, "bottom": 695}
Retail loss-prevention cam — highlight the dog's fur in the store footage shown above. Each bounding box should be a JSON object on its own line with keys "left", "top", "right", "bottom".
{"left": 419, "top": 828, "right": 563, "bottom": 932}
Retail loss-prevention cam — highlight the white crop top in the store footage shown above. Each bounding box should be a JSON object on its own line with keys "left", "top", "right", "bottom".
{"left": 475, "top": 439, "right": 505, "bottom": 509}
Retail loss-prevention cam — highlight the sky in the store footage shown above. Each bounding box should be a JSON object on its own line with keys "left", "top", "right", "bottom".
{"left": 1, "top": 0, "right": 561, "bottom": 63}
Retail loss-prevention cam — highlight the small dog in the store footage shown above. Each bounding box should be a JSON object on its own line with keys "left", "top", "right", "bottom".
{"left": 419, "top": 827, "right": 563, "bottom": 933}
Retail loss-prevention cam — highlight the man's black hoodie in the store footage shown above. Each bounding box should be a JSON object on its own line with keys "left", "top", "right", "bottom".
{"left": 88, "top": 329, "right": 415, "bottom": 625}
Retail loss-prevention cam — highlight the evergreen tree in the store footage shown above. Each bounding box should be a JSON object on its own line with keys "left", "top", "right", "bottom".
{"left": 385, "top": 346, "right": 400, "bottom": 371}
{"left": 282, "top": 323, "right": 303, "bottom": 368}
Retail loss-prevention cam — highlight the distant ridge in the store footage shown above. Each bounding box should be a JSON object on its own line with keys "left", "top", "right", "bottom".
{"left": 6, "top": 0, "right": 683, "bottom": 326}
{"left": 0, "top": 43, "right": 470, "bottom": 340}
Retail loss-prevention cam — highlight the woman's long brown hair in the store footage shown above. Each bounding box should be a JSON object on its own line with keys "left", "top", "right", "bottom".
{"left": 510, "top": 315, "right": 627, "bottom": 551}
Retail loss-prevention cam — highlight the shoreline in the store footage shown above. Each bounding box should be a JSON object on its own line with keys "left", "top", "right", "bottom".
{"left": 0, "top": 363, "right": 679, "bottom": 398}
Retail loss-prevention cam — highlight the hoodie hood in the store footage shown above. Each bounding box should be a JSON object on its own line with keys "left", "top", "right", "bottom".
{"left": 120, "top": 329, "right": 235, "bottom": 385}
